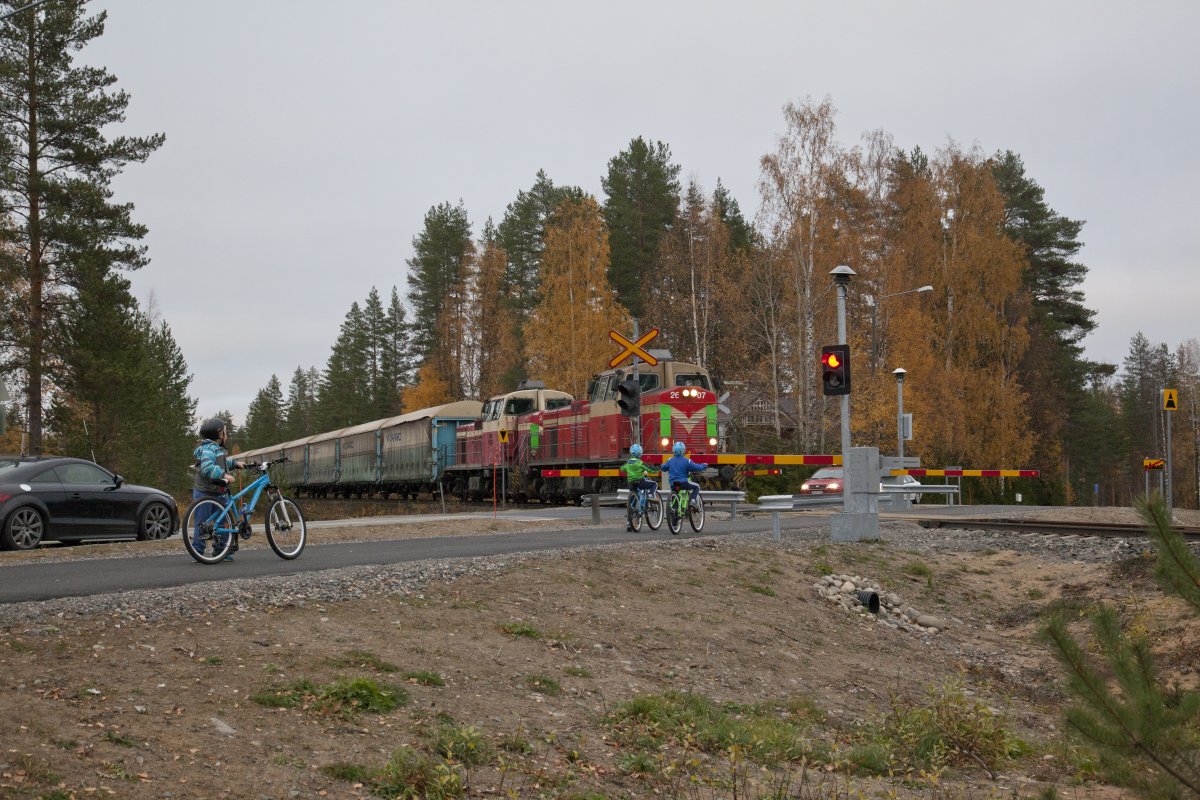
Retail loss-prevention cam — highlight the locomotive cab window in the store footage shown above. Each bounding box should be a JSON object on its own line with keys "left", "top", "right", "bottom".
{"left": 545, "top": 397, "right": 571, "bottom": 411}
{"left": 674, "top": 374, "right": 711, "bottom": 391}
{"left": 638, "top": 374, "right": 660, "bottom": 393}
{"left": 504, "top": 397, "right": 535, "bottom": 416}
{"left": 591, "top": 375, "right": 617, "bottom": 404}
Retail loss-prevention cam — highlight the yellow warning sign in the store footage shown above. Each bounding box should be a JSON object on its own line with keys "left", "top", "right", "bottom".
{"left": 1144, "top": 458, "right": 1165, "bottom": 470}
{"left": 1163, "top": 388, "right": 1178, "bottom": 411}
{"left": 498, "top": 429, "right": 509, "bottom": 444}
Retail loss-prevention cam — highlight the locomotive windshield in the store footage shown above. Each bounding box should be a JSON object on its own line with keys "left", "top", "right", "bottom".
{"left": 545, "top": 397, "right": 571, "bottom": 410}
{"left": 674, "top": 373, "right": 711, "bottom": 390}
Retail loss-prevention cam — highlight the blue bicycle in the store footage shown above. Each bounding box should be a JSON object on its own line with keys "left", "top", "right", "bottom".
{"left": 182, "top": 458, "right": 306, "bottom": 564}
{"left": 626, "top": 480, "right": 664, "bottom": 532}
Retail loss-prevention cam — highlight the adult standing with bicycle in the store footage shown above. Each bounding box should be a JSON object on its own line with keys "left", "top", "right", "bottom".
{"left": 191, "top": 417, "right": 243, "bottom": 561}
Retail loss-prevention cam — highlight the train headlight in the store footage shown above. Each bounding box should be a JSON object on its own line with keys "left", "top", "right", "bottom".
{"left": 708, "top": 437, "right": 718, "bottom": 447}
{"left": 660, "top": 437, "right": 670, "bottom": 449}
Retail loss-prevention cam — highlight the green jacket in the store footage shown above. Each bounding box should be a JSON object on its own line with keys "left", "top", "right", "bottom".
{"left": 620, "top": 457, "right": 658, "bottom": 483}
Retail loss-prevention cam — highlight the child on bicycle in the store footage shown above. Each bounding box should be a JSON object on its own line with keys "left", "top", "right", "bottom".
{"left": 191, "top": 417, "right": 243, "bottom": 560}
{"left": 665, "top": 441, "right": 705, "bottom": 508}
{"left": 619, "top": 443, "right": 659, "bottom": 531}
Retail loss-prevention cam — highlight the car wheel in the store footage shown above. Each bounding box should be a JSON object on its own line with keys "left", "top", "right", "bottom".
{"left": 1, "top": 506, "right": 45, "bottom": 551}
{"left": 138, "top": 502, "right": 174, "bottom": 541}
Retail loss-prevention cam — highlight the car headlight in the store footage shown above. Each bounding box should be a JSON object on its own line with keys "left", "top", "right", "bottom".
{"left": 829, "top": 483, "right": 839, "bottom": 490}
{"left": 800, "top": 483, "right": 810, "bottom": 491}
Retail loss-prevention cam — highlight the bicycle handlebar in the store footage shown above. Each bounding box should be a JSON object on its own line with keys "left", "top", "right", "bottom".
{"left": 239, "top": 457, "right": 290, "bottom": 471}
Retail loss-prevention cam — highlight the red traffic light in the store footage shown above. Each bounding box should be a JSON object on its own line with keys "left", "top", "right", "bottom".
{"left": 820, "top": 344, "right": 851, "bottom": 396}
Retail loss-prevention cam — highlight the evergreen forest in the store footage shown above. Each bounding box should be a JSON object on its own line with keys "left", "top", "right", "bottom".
{"left": 0, "top": 7, "right": 1194, "bottom": 508}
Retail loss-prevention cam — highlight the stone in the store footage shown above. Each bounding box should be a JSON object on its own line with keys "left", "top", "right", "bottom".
{"left": 915, "top": 614, "right": 947, "bottom": 630}
{"left": 840, "top": 581, "right": 855, "bottom": 593}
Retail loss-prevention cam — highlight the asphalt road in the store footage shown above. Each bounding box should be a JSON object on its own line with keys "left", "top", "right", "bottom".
{"left": 0, "top": 510, "right": 830, "bottom": 605}
{"left": 0, "top": 502, "right": 1053, "bottom": 605}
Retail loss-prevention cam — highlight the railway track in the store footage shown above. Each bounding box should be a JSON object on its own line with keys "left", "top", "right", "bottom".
{"left": 913, "top": 516, "right": 1200, "bottom": 541}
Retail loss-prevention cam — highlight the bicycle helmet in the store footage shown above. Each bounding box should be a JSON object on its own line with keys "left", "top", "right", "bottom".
{"left": 199, "top": 417, "right": 226, "bottom": 441}
{"left": 630, "top": 443, "right": 643, "bottom": 457}
{"left": 672, "top": 441, "right": 686, "bottom": 456}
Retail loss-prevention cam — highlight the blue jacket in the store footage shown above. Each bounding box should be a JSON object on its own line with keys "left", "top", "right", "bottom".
{"left": 193, "top": 439, "right": 239, "bottom": 494}
{"left": 665, "top": 454, "right": 705, "bottom": 487}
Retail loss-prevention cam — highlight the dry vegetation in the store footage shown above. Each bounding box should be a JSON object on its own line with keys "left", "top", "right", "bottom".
{"left": 0, "top": 511, "right": 1196, "bottom": 799}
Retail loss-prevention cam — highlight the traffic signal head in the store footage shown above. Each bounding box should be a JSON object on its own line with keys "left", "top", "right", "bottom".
{"left": 820, "top": 344, "right": 851, "bottom": 396}
{"left": 616, "top": 376, "right": 640, "bottom": 416}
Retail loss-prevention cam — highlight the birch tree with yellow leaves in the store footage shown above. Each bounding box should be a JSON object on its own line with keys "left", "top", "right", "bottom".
{"left": 758, "top": 96, "right": 843, "bottom": 450}
{"left": 525, "top": 197, "right": 631, "bottom": 399}
{"left": 883, "top": 144, "right": 1033, "bottom": 470}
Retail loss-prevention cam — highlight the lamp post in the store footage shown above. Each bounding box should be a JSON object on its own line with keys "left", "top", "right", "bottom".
{"left": 893, "top": 368, "right": 906, "bottom": 458}
{"left": 866, "top": 285, "right": 933, "bottom": 373}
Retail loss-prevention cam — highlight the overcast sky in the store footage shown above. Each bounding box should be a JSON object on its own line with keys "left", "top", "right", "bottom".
{"left": 77, "top": 1, "right": 1199, "bottom": 423}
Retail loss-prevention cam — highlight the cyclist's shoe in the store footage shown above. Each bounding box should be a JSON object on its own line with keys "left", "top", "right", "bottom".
{"left": 626, "top": 524, "right": 635, "bottom": 532}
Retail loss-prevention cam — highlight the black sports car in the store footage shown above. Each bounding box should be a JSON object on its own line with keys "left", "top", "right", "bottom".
{"left": 0, "top": 456, "right": 179, "bottom": 550}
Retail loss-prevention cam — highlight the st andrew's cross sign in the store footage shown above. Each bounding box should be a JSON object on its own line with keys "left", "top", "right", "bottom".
{"left": 608, "top": 328, "right": 659, "bottom": 368}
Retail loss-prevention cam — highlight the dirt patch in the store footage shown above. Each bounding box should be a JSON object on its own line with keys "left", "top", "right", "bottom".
{"left": 0, "top": 514, "right": 1195, "bottom": 799}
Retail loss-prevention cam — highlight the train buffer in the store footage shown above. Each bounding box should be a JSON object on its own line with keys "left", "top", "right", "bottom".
{"left": 581, "top": 489, "right": 747, "bottom": 525}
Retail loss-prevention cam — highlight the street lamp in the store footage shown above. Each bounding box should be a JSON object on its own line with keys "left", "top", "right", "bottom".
{"left": 866, "top": 285, "right": 933, "bottom": 372}
{"left": 893, "top": 368, "right": 907, "bottom": 458}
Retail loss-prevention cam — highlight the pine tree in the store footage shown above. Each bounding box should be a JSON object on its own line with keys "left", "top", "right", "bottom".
{"left": 383, "top": 287, "right": 415, "bottom": 407}
{"left": 243, "top": 375, "right": 284, "bottom": 450}
{"left": 283, "top": 367, "right": 318, "bottom": 441}
{"left": 601, "top": 137, "right": 681, "bottom": 320}
{"left": 498, "top": 170, "right": 585, "bottom": 321}
{"left": 406, "top": 201, "right": 472, "bottom": 362}
{"left": 1041, "top": 495, "right": 1200, "bottom": 797}
{"left": 0, "top": 2, "right": 164, "bottom": 454}
{"left": 992, "top": 150, "right": 1104, "bottom": 501}
{"left": 316, "top": 301, "right": 370, "bottom": 429}
{"left": 47, "top": 264, "right": 194, "bottom": 490}
{"left": 712, "top": 179, "right": 754, "bottom": 254}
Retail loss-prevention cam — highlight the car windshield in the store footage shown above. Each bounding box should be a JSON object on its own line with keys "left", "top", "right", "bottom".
{"left": 809, "top": 468, "right": 842, "bottom": 480}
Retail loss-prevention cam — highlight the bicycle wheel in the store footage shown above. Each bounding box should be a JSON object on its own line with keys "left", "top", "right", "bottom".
{"left": 667, "top": 493, "right": 683, "bottom": 535}
{"left": 183, "top": 498, "right": 235, "bottom": 564}
{"left": 688, "top": 494, "right": 705, "bottom": 533}
{"left": 645, "top": 493, "right": 663, "bottom": 531}
{"left": 265, "top": 498, "right": 307, "bottom": 559}
{"left": 626, "top": 492, "right": 642, "bottom": 532}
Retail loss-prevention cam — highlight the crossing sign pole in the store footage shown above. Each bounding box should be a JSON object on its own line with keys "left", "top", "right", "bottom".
{"left": 1163, "top": 388, "right": 1176, "bottom": 516}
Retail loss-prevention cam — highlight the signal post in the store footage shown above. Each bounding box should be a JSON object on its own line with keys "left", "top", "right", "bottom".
{"left": 828, "top": 266, "right": 880, "bottom": 543}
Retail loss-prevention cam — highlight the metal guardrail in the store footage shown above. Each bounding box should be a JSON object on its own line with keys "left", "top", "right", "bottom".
{"left": 757, "top": 484, "right": 962, "bottom": 538}
{"left": 581, "top": 489, "right": 748, "bottom": 524}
